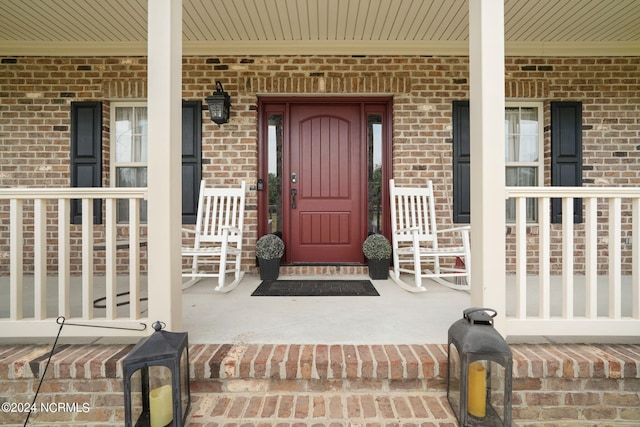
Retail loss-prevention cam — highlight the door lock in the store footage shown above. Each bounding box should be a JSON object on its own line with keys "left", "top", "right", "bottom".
{"left": 291, "top": 172, "right": 297, "bottom": 183}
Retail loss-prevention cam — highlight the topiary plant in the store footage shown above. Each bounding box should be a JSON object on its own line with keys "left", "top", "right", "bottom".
{"left": 255, "top": 233, "right": 285, "bottom": 260}
{"left": 362, "top": 233, "right": 392, "bottom": 260}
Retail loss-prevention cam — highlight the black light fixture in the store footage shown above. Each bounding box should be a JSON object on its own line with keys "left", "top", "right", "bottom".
{"left": 447, "top": 308, "right": 513, "bottom": 426}
{"left": 123, "top": 321, "right": 191, "bottom": 427}
{"left": 205, "top": 81, "right": 231, "bottom": 125}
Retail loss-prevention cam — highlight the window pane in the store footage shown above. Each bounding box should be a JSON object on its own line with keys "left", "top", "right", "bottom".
{"left": 116, "top": 167, "right": 147, "bottom": 223}
{"left": 368, "top": 115, "right": 383, "bottom": 234}
{"left": 506, "top": 167, "right": 538, "bottom": 223}
{"left": 135, "top": 107, "right": 148, "bottom": 162}
{"left": 505, "top": 135, "right": 519, "bottom": 162}
{"left": 267, "top": 114, "right": 283, "bottom": 234}
{"left": 115, "top": 108, "right": 133, "bottom": 163}
{"left": 504, "top": 107, "right": 539, "bottom": 162}
{"left": 115, "top": 106, "right": 147, "bottom": 163}
{"left": 506, "top": 167, "right": 537, "bottom": 186}
{"left": 520, "top": 135, "right": 538, "bottom": 162}
{"left": 520, "top": 107, "right": 538, "bottom": 162}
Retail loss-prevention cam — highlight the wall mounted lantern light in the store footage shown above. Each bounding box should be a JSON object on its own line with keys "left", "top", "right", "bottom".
{"left": 205, "top": 81, "right": 231, "bottom": 125}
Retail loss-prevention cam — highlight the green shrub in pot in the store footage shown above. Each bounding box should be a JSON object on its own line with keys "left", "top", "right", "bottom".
{"left": 362, "top": 234, "right": 392, "bottom": 279}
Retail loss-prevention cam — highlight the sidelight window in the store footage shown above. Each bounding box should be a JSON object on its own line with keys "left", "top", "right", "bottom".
{"left": 267, "top": 114, "right": 283, "bottom": 234}
{"left": 367, "top": 114, "right": 384, "bottom": 234}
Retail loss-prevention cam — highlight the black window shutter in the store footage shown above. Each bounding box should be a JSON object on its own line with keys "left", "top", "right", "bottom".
{"left": 182, "top": 100, "right": 202, "bottom": 224}
{"left": 70, "top": 101, "right": 102, "bottom": 224}
{"left": 551, "top": 101, "right": 583, "bottom": 223}
{"left": 452, "top": 100, "right": 471, "bottom": 223}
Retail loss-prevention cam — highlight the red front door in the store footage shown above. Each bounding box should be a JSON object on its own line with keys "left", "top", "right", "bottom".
{"left": 286, "top": 103, "right": 365, "bottom": 263}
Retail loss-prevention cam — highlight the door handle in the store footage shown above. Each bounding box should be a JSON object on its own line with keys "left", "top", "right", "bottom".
{"left": 290, "top": 188, "right": 297, "bottom": 209}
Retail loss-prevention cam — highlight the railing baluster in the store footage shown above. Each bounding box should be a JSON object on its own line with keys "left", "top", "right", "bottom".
{"left": 584, "top": 197, "right": 598, "bottom": 319}
{"left": 58, "top": 199, "right": 70, "bottom": 317}
{"left": 82, "top": 198, "right": 94, "bottom": 320}
{"left": 2, "top": 188, "right": 147, "bottom": 338}
{"left": 609, "top": 197, "right": 622, "bottom": 319}
{"left": 502, "top": 188, "right": 640, "bottom": 337}
{"left": 539, "top": 197, "right": 551, "bottom": 319}
{"left": 105, "top": 198, "right": 117, "bottom": 320}
{"left": 129, "top": 198, "right": 141, "bottom": 320}
{"left": 9, "top": 199, "right": 24, "bottom": 320}
{"left": 633, "top": 197, "right": 640, "bottom": 319}
{"left": 33, "top": 198, "right": 47, "bottom": 320}
{"left": 515, "top": 196, "right": 527, "bottom": 319}
{"left": 562, "top": 197, "right": 574, "bottom": 319}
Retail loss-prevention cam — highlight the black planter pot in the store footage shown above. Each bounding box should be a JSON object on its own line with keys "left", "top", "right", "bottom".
{"left": 258, "top": 258, "right": 280, "bottom": 280}
{"left": 367, "top": 258, "right": 390, "bottom": 280}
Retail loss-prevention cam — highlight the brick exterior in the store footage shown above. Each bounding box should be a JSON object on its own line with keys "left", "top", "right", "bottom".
{"left": 0, "top": 344, "right": 638, "bottom": 425}
{"left": 1, "top": 55, "right": 639, "bottom": 274}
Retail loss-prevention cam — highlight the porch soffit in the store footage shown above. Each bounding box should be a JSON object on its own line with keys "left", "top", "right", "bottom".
{"left": 0, "top": 0, "right": 639, "bottom": 56}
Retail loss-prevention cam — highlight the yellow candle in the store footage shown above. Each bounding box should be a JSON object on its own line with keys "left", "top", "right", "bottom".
{"left": 468, "top": 361, "right": 487, "bottom": 418}
{"left": 149, "top": 384, "right": 173, "bottom": 427}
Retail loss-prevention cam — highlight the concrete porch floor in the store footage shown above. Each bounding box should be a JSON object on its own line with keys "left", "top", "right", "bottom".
{"left": 183, "top": 274, "right": 470, "bottom": 345}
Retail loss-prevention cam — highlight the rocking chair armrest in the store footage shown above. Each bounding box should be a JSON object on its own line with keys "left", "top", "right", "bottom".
{"left": 435, "top": 225, "right": 471, "bottom": 234}
{"left": 394, "top": 227, "right": 421, "bottom": 234}
{"left": 181, "top": 228, "right": 196, "bottom": 234}
{"left": 220, "top": 225, "right": 241, "bottom": 234}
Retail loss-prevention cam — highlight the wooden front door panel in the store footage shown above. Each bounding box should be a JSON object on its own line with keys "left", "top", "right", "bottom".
{"left": 288, "top": 104, "right": 364, "bottom": 263}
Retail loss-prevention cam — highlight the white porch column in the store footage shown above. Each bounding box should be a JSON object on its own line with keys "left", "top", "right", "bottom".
{"left": 468, "top": 0, "right": 506, "bottom": 332}
{"left": 147, "top": 0, "right": 183, "bottom": 330}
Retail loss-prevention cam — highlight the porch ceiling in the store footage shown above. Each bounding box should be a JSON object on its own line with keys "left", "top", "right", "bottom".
{"left": 1, "top": 0, "right": 639, "bottom": 56}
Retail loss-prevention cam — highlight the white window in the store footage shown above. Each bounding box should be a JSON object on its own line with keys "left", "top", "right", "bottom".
{"left": 111, "top": 102, "right": 148, "bottom": 222}
{"left": 505, "top": 102, "right": 543, "bottom": 222}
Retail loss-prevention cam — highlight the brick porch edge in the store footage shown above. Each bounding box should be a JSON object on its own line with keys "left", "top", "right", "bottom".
{"left": 1, "top": 343, "right": 639, "bottom": 425}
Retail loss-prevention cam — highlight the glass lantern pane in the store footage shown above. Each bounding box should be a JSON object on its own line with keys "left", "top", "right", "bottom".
{"left": 180, "top": 350, "right": 190, "bottom": 420}
{"left": 447, "top": 343, "right": 461, "bottom": 419}
{"left": 128, "top": 369, "right": 144, "bottom": 426}
{"left": 489, "top": 362, "right": 507, "bottom": 423}
{"left": 148, "top": 366, "right": 173, "bottom": 427}
{"left": 210, "top": 102, "right": 223, "bottom": 118}
{"left": 467, "top": 360, "right": 488, "bottom": 420}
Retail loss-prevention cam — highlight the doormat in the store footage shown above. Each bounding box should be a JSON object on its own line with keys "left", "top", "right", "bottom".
{"left": 251, "top": 280, "right": 379, "bottom": 296}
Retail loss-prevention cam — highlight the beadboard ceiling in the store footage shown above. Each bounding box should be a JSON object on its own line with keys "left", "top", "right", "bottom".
{"left": 1, "top": 0, "right": 639, "bottom": 56}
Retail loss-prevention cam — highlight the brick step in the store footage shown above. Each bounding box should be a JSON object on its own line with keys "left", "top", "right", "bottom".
{"left": 188, "top": 390, "right": 457, "bottom": 426}
{"left": 188, "top": 344, "right": 456, "bottom": 425}
{"left": 190, "top": 344, "right": 448, "bottom": 383}
{"left": 278, "top": 266, "right": 369, "bottom": 276}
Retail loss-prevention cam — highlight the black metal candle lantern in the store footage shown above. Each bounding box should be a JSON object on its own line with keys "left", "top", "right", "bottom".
{"left": 205, "top": 81, "right": 231, "bottom": 125}
{"left": 123, "top": 321, "right": 191, "bottom": 427}
{"left": 447, "top": 308, "right": 512, "bottom": 426}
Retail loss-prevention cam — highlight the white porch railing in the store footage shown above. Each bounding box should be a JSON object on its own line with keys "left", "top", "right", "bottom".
{"left": 505, "top": 187, "right": 640, "bottom": 337}
{"left": 0, "top": 188, "right": 148, "bottom": 337}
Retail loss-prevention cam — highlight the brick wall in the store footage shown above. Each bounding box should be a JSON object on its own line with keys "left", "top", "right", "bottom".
{"left": 1, "top": 55, "right": 639, "bottom": 274}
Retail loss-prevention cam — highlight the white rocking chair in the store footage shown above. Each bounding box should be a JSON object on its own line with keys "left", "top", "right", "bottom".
{"left": 389, "top": 179, "right": 471, "bottom": 293}
{"left": 182, "top": 180, "right": 246, "bottom": 292}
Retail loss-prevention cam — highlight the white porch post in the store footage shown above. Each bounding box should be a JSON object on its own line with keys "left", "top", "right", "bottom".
{"left": 468, "top": 0, "right": 506, "bottom": 332}
{"left": 147, "top": 0, "right": 183, "bottom": 330}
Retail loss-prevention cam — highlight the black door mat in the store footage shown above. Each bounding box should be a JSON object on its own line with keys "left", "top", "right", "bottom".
{"left": 251, "top": 280, "right": 379, "bottom": 296}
